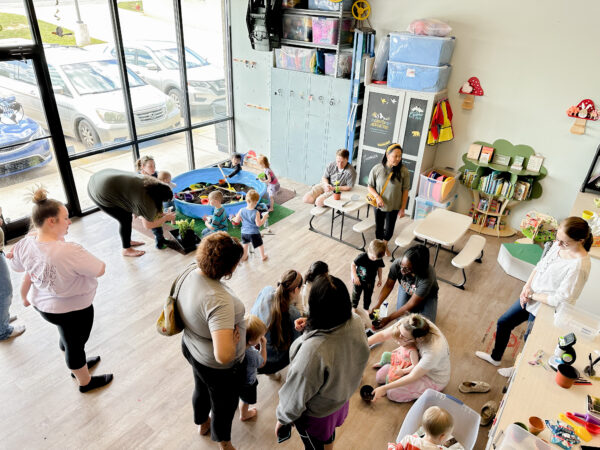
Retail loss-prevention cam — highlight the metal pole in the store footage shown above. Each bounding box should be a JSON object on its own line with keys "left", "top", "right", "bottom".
{"left": 74, "top": 0, "right": 83, "bottom": 24}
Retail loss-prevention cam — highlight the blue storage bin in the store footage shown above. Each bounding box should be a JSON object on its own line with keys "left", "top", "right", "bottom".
{"left": 388, "top": 61, "right": 451, "bottom": 92}
{"left": 308, "top": 0, "right": 352, "bottom": 11}
{"left": 389, "top": 32, "right": 455, "bottom": 66}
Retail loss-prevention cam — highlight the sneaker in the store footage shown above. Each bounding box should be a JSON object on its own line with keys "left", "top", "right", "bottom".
{"left": 475, "top": 351, "right": 500, "bottom": 367}
{"left": 156, "top": 239, "right": 168, "bottom": 250}
{"left": 9, "top": 324, "right": 26, "bottom": 338}
{"left": 498, "top": 366, "right": 515, "bottom": 378}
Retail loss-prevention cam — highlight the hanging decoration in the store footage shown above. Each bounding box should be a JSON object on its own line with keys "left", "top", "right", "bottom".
{"left": 427, "top": 99, "right": 453, "bottom": 145}
{"left": 566, "top": 99, "right": 598, "bottom": 135}
{"left": 458, "top": 77, "right": 483, "bottom": 110}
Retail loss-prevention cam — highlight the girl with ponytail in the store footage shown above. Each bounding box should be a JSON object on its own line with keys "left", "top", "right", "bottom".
{"left": 251, "top": 269, "right": 304, "bottom": 377}
{"left": 477, "top": 216, "right": 592, "bottom": 375}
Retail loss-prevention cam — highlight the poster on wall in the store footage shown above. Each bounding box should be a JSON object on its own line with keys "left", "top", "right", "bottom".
{"left": 363, "top": 91, "right": 400, "bottom": 149}
{"left": 359, "top": 149, "right": 383, "bottom": 186}
{"left": 402, "top": 158, "right": 417, "bottom": 189}
{"left": 402, "top": 98, "right": 429, "bottom": 157}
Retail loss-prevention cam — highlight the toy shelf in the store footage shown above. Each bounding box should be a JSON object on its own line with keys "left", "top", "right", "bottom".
{"left": 282, "top": 8, "right": 353, "bottom": 18}
{"left": 280, "top": 38, "right": 350, "bottom": 51}
{"left": 469, "top": 190, "right": 515, "bottom": 237}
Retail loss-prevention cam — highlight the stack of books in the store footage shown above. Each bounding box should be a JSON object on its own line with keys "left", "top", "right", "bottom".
{"left": 461, "top": 169, "right": 478, "bottom": 188}
{"left": 477, "top": 170, "right": 512, "bottom": 197}
{"left": 512, "top": 178, "right": 534, "bottom": 201}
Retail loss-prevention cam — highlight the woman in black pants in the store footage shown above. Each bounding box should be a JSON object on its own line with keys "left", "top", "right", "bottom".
{"left": 367, "top": 143, "right": 410, "bottom": 256}
{"left": 87, "top": 168, "right": 175, "bottom": 257}
{"left": 7, "top": 188, "right": 111, "bottom": 392}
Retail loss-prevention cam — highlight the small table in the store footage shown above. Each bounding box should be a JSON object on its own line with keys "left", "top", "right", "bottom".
{"left": 413, "top": 208, "right": 473, "bottom": 285}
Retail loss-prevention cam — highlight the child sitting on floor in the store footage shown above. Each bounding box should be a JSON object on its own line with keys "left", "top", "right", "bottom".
{"left": 392, "top": 406, "right": 455, "bottom": 450}
{"left": 257, "top": 154, "right": 280, "bottom": 212}
{"left": 202, "top": 191, "right": 228, "bottom": 237}
{"left": 351, "top": 239, "right": 386, "bottom": 311}
{"left": 374, "top": 325, "right": 419, "bottom": 383}
{"left": 235, "top": 189, "right": 269, "bottom": 262}
{"left": 239, "top": 314, "right": 267, "bottom": 421}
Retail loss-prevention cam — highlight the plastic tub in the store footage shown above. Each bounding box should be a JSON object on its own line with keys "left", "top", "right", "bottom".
{"left": 312, "top": 17, "right": 352, "bottom": 45}
{"left": 308, "top": 0, "right": 353, "bottom": 11}
{"left": 282, "top": 0, "right": 304, "bottom": 7}
{"left": 418, "top": 168, "right": 457, "bottom": 203}
{"left": 554, "top": 302, "right": 600, "bottom": 341}
{"left": 389, "top": 32, "right": 455, "bottom": 66}
{"left": 282, "top": 15, "right": 312, "bottom": 41}
{"left": 497, "top": 423, "right": 552, "bottom": 449}
{"left": 324, "top": 52, "right": 352, "bottom": 77}
{"left": 388, "top": 61, "right": 451, "bottom": 92}
{"left": 414, "top": 195, "right": 456, "bottom": 220}
{"left": 275, "top": 46, "right": 317, "bottom": 73}
{"left": 396, "top": 389, "right": 480, "bottom": 450}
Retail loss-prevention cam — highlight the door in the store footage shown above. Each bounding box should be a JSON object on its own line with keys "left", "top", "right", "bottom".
{"left": 270, "top": 69, "right": 290, "bottom": 178}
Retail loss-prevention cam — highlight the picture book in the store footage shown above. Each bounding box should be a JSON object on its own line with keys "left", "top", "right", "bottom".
{"left": 526, "top": 155, "right": 544, "bottom": 174}
{"left": 467, "top": 144, "right": 482, "bottom": 161}
{"left": 479, "top": 146, "right": 494, "bottom": 164}
{"left": 492, "top": 153, "right": 511, "bottom": 167}
{"left": 510, "top": 155, "right": 525, "bottom": 171}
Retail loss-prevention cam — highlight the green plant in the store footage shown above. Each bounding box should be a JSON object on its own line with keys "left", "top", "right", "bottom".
{"left": 175, "top": 219, "right": 195, "bottom": 237}
{"left": 333, "top": 180, "right": 341, "bottom": 194}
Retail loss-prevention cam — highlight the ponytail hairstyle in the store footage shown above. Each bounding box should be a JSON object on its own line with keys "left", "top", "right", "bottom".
{"left": 397, "top": 313, "right": 436, "bottom": 343}
{"left": 135, "top": 155, "right": 155, "bottom": 173}
{"left": 561, "top": 216, "right": 593, "bottom": 251}
{"left": 269, "top": 269, "right": 303, "bottom": 350}
{"left": 30, "top": 187, "right": 63, "bottom": 229}
{"left": 304, "top": 260, "right": 329, "bottom": 284}
{"left": 382, "top": 143, "right": 404, "bottom": 182}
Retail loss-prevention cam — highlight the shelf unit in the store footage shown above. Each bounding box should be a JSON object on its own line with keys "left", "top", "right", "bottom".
{"left": 459, "top": 139, "right": 548, "bottom": 238}
{"left": 281, "top": 7, "right": 354, "bottom": 78}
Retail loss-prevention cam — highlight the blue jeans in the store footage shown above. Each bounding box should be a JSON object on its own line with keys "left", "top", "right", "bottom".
{"left": 0, "top": 253, "right": 14, "bottom": 340}
{"left": 491, "top": 298, "right": 535, "bottom": 361}
{"left": 396, "top": 288, "right": 438, "bottom": 323}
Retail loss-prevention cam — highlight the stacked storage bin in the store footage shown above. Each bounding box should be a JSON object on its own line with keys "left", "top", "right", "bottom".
{"left": 414, "top": 168, "right": 457, "bottom": 219}
{"left": 387, "top": 32, "right": 455, "bottom": 92}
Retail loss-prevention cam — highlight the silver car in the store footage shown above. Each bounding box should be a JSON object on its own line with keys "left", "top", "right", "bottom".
{"left": 0, "top": 46, "right": 181, "bottom": 148}
{"left": 101, "top": 41, "right": 226, "bottom": 110}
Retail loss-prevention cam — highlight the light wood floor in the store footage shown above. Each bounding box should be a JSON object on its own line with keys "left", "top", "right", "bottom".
{"left": 1, "top": 177, "right": 527, "bottom": 450}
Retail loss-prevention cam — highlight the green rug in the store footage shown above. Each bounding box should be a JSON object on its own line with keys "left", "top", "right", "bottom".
{"left": 175, "top": 203, "right": 294, "bottom": 239}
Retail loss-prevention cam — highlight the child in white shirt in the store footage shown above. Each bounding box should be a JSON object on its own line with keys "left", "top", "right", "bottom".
{"left": 392, "top": 406, "right": 455, "bottom": 450}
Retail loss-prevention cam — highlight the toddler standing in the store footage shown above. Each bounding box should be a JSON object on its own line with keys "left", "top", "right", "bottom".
{"left": 351, "top": 239, "right": 386, "bottom": 310}
{"left": 235, "top": 189, "right": 269, "bottom": 262}
{"left": 239, "top": 315, "right": 267, "bottom": 421}
{"left": 392, "top": 406, "right": 455, "bottom": 450}
{"left": 257, "top": 155, "right": 280, "bottom": 212}
{"left": 202, "top": 191, "right": 228, "bottom": 237}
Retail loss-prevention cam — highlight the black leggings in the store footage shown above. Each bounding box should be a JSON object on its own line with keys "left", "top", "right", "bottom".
{"left": 375, "top": 209, "right": 399, "bottom": 241}
{"left": 94, "top": 203, "right": 133, "bottom": 249}
{"left": 182, "top": 341, "right": 245, "bottom": 443}
{"left": 37, "top": 305, "right": 94, "bottom": 370}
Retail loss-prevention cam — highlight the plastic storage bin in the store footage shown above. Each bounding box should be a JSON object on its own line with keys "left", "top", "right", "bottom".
{"left": 389, "top": 32, "right": 455, "bottom": 66}
{"left": 275, "top": 46, "right": 316, "bottom": 73}
{"left": 282, "top": 15, "right": 312, "bottom": 41}
{"left": 497, "top": 424, "right": 552, "bottom": 450}
{"left": 396, "top": 389, "right": 480, "bottom": 450}
{"left": 554, "top": 302, "right": 600, "bottom": 341}
{"left": 388, "top": 61, "right": 451, "bottom": 92}
{"left": 308, "top": 0, "right": 353, "bottom": 11}
{"left": 418, "top": 168, "right": 457, "bottom": 203}
{"left": 324, "top": 52, "right": 352, "bottom": 77}
{"left": 312, "top": 17, "right": 352, "bottom": 45}
{"left": 414, "top": 195, "right": 456, "bottom": 220}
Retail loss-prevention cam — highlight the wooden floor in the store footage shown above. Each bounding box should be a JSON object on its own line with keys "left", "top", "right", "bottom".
{"left": 1, "top": 177, "right": 527, "bottom": 450}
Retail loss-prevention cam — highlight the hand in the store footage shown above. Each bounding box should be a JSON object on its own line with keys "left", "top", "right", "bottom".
{"left": 371, "top": 386, "right": 387, "bottom": 403}
{"left": 393, "top": 366, "right": 405, "bottom": 377}
{"left": 263, "top": 212, "right": 269, "bottom": 218}
{"left": 23, "top": 297, "right": 30, "bottom": 307}
{"left": 5, "top": 250, "right": 13, "bottom": 259}
{"left": 233, "top": 325, "right": 240, "bottom": 346}
{"left": 377, "top": 280, "right": 382, "bottom": 288}
{"left": 259, "top": 335, "right": 267, "bottom": 347}
{"left": 326, "top": 184, "right": 334, "bottom": 192}
{"left": 294, "top": 317, "right": 307, "bottom": 332}
{"left": 164, "top": 211, "right": 176, "bottom": 222}
{"left": 275, "top": 421, "right": 283, "bottom": 437}
{"left": 378, "top": 316, "right": 392, "bottom": 328}
{"left": 376, "top": 195, "right": 385, "bottom": 208}
{"left": 398, "top": 210, "right": 405, "bottom": 218}
{"left": 352, "top": 276, "right": 361, "bottom": 286}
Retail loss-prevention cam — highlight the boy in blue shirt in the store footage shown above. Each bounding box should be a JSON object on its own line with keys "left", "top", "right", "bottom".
{"left": 235, "top": 189, "right": 269, "bottom": 261}
{"left": 202, "top": 191, "right": 228, "bottom": 236}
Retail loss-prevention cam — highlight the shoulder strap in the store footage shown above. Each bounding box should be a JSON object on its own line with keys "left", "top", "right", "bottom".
{"left": 171, "top": 263, "right": 197, "bottom": 299}
{"left": 380, "top": 172, "right": 394, "bottom": 196}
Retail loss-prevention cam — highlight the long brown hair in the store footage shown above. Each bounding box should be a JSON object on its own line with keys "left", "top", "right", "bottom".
{"left": 269, "top": 269, "right": 303, "bottom": 350}
{"left": 561, "top": 216, "right": 593, "bottom": 251}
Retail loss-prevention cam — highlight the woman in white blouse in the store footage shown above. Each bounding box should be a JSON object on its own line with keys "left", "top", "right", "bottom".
{"left": 476, "top": 217, "right": 593, "bottom": 374}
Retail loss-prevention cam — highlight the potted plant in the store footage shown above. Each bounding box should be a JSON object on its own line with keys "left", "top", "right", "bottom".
{"left": 173, "top": 218, "right": 199, "bottom": 252}
{"left": 333, "top": 180, "right": 341, "bottom": 200}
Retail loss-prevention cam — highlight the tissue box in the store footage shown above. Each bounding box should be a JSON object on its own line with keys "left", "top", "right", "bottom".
{"left": 312, "top": 17, "right": 352, "bottom": 45}
{"left": 324, "top": 52, "right": 352, "bottom": 77}
{"left": 389, "top": 32, "right": 455, "bottom": 66}
{"left": 275, "top": 46, "right": 316, "bottom": 73}
{"left": 282, "top": 15, "right": 312, "bottom": 42}
{"left": 388, "top": 61, "right": 451, "bottom": 92}
{"left": 308, "top": 0, "right": 353, "bottom": 11}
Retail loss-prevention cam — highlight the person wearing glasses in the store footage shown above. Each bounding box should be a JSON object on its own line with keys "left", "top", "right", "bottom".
{"left": 476, "top": 217, "right": 593, "bottom": 376}
{"left": 369, "top": 244, "right": 439, "bottom": 327}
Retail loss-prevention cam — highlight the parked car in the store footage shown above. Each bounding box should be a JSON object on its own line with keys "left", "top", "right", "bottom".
{"left": 100, "top": 41, "right": 226, "bottom": 110}
{"left": 0, "top": 96, "right": 51, "bottom": 177}
{"left": 0, "top": 46, "right": 181, "bottom": 149}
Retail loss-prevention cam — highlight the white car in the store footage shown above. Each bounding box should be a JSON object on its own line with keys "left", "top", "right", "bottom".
{"left": 0, "top": 46, "right": 181, "bottom": 149}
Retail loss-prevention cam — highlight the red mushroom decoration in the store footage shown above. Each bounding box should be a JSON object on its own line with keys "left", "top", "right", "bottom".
{"left": 566, "top": 99, "right": 599, "bottom": 135}
{"left": 458, "top": 77, "right": 484, "bottom": 110}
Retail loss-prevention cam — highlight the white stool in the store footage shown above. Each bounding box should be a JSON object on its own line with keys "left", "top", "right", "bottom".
{"left": 450, "top": 235, "right": 486, "bottom": 289}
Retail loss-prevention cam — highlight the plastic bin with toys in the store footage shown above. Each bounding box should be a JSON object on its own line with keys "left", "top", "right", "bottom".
{"left": 418, "top": 168, "right": 457, "bottom": 203}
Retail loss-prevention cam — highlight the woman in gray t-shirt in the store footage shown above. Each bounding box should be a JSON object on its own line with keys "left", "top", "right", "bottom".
{"left": 177, "top": 232, "right": 246, "bottom": 448}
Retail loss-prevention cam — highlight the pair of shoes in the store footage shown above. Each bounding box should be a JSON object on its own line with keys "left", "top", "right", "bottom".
{"left": 70, "top": 356, "right": 101, "bottom": 378}
{"left": 498, "top": 366, "right": 515, "bottom": 378}
{"left": 475, "top": 351, "right": 500, "bottom": 367}
{"left": 8, "top": 324, "right": 26, "bottom": 338}
{"left": 79, "top": 374, "right": 113, "bottom": 393}
{"left": 480, "top": 400, "right": 498, "bottom": 426}
{"left": 458, "top": 381, "right": 490, "bottom": 393}
{"left": 155, "top": 239, "right": 167, "bottom": 250}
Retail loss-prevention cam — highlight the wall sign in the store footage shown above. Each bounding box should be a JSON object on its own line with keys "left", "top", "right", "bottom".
{"left": 363, "top": 91, "right": 400, "bottom": 150}
{"left": 402, "top": 98, "right": 428, "bottom": 157}
{"left": 359, "top": 149, "right": 382, "bottom": 186}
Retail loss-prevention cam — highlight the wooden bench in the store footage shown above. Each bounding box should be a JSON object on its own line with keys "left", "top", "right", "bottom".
{"left": 391, "top": 220, "right": 418, "bottom": 260}
{"left": 352, "top": 219, "right": 376, "bottom": 251}
{"left": 308, "top": 206, "right": 329, "bottom": 231}
{"left": 450, "top": 235, "right": 486, "bottom": 289}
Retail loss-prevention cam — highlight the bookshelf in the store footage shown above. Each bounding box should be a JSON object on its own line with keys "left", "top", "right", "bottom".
{"left": 458, "top": 139, "right": 547, "bottom": 237}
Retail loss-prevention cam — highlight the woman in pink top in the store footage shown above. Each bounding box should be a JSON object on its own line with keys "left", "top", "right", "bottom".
{"left": 7, "top": 188, "right": 112, "bottom": 393}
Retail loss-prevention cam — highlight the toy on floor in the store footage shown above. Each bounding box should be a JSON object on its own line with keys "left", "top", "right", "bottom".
{"left": 458, "top": 77, "right": 483, "bottom": 110}
{"left": 545, "top": 420, "right": 580, "bottom": 448}
{"left": 567, "top": 99, "right": 598, "bottom": 135}
{"left": 517, "top": 211, "right": 558, "bottom": 244}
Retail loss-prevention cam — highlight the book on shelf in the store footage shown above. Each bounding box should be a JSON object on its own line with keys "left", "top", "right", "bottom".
{"left": 512, "top": 177, "right": 534, "bottom": 201}
{"left": 479, "top": 146, "right": 494, "bottom": 164}
{"left": 467, "top": 144, "right": 483, "bottom": 161}
{"left": 510, "top": 155, "right": 525, "bottom": 171}
{"left": 526, "top": 155, "right": 544, "bottom": 174}
{"left": 478, "top": 170, "right": 511, "bottom": 197}
{"left": 492, "top": 153, "right": 511, "bottom": 168}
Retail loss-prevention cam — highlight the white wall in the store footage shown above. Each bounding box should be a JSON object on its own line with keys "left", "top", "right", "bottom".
{"left": 367, "top": 0, "right": 600, "bottom": 227}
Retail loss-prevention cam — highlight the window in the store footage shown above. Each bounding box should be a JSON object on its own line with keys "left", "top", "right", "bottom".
{"left": 48, "top": 65, "right": 71, "bottom": 97}
{"left": 136, "top": 49, "right": 155, "bottom": 68}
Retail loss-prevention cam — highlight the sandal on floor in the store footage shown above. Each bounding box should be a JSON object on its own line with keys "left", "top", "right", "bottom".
{"left": 480, "top": 400, "right": 498, "bottom": 427}
{"left": 459, "top": 381, "right": 491, "bottom": 393}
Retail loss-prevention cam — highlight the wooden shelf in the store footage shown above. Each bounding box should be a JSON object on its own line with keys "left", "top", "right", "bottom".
{"left": 463, "top": 155, "right": 543, "bottom": 177}
{"left": 470, "top": 223, "right": 516, "bottom": 237}
{"left": 474, "top": 208, "right": 505, "bottom": 216}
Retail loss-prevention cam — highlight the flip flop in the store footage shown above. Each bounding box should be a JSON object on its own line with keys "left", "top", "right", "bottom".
{"left": 480, "top": 400, "right": 498, "bottom": 427}
{"left": 459, "top": 381, "right": 491, "bottom": 393}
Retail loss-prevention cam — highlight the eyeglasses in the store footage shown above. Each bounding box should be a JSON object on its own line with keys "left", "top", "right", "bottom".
{"left": 400, "top": 265, "right": 412, "bottom": 274}
{"left": 396, "top": 332, "right": 414, "bottom": 343}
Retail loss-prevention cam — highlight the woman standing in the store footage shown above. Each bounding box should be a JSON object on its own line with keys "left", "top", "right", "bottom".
{"left": 177, "top": 232, "right": 246, "bottom": 450}
{"left": 367, "top": 144, "right": 410, "bottom": 255}
{"left": 251, "top": 269, "right": 303, "bottom": 377}
{"left": 276, "top": 275, "right": 369, "bottom": 449}
{"left": 370, "top": 245, "right": 439, "bottom": 326}
{"left": 368, "top": 314, "right": 450, "bottom": 403}
{"left": 87, "top": 168, "right": 175, "bottom": 257}
{"left": 476, "top": 217, "right": 592, "bottom": 375}
{"left": 7, "top": 188, "right": 111, "bottom": 392}
{"left": 0, "top": 219, "right": 25, "bottom": 340}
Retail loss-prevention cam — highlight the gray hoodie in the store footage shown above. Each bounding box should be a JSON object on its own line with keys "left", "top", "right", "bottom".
{"left": 276, "top": 314, "right": 369, "bottom": 425}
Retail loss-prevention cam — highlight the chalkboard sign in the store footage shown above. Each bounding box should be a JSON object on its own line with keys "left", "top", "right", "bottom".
{"left": 363, "top": 91, "right": 400, "bottom": 150}
{"left": 402, "top": 157, "right": 417, "bottom": 188}
{"left": 358, "top": 149, "right": 383, "bottom": 186}
{"left": 402, "top": 98, "right": 429, "bottom": 157}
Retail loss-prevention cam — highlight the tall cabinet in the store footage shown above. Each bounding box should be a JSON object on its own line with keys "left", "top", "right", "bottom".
{"left": 270, "top": 67, "right": 351, "bottom": 185}
{"left": 356, "top": 85, "right": 448, "bottom": 216}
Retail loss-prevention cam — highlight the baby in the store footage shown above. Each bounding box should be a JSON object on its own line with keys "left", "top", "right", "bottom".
{"left": 392, "top": 406, "right": 455, "bottom": 450}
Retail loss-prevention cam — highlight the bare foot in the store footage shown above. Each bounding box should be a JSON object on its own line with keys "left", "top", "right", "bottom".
{"left": 122, "top": 248, "right": 145, "bottom": 257}
{"left": 267, "top": 372, "right": 282, "bottom": 381}
{"left": 262, "top": 255, "right": 269, "bottom": 261}
{"left": 372, "top": 363, "right": 382, "bottom": 369}
{"left": 241, "top": 255, "right": 248, "bottom": 262}
{"left": 240, "top": 408, "right": 257, "bottom": 421}
{"left": 130, "top": 241, "right": 144, "bottom": 247}
{"left": 198, "top": 418, "right": 211, "bottom": 436}
{"left": 218, "top": 442, "right": 235, "bottom": 450}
